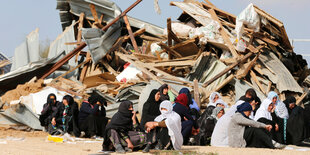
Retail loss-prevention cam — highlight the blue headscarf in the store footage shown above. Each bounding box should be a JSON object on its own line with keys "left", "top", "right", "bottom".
{"left": 267, "top": 91, "right": 279, "bottom": 104}
{"left": 236, "top": 102, "right": 253, "bottom": 118}
{"left": 179, "top": 88, "right": 193, "bottom": 106}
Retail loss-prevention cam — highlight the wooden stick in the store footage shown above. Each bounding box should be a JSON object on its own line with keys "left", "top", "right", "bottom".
{"left": 89, "top": 4, "right": 99, "bottom": 22}
{"left": 296, "top": 91, "right": 309, "bottom": 106}
{"left": 123, "top": 15, "right": 140, "bottom": 53}
{"left": 79, "top": 52, "right": 91, "bottom": 82}
{"left": 236, "top": 53, "right": 260, "bottom": 79}
{"left": 76, "top": 13, "right": 85, "bottom": 62}
{"left": 102, "top": 61, "right": 118, "bottom": 76}
{"left": 250, "top": 70, "right": 266, "bottom": 95}
{"left": 158, "top": 42, "right": 182, "bottom": 58}
{"left": 266, "top": 81, "right": 272, "bottom": 94}
{"left": 193, "top": 79, "right": 201, "bottom": 108}
{"left": 167, "top": 18, "right": 181, "bottom": 44}
{"left": 123, "top": 28, "right": 146, "bottom": 42}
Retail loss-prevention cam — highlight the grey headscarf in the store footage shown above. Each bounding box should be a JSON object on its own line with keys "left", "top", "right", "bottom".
{"left": 210, "top": 107, "right": 224, "bottom": 121}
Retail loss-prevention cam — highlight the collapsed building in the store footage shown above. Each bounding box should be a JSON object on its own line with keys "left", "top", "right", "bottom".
{"left": 0, "top": 0, "right": 309, "bottom": 129}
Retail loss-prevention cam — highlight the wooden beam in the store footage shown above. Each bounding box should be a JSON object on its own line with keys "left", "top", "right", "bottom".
{"left": 123, "top": 15, "right": 140, "bottom": 53}
{"left": 250, "top": 70, "right": 266, "bottom": 95}
{"left": 202, "top": 52, "right": 254, "bottom": 87}
{"left": 146, "top": 60, "right": 195, "bottom": 67}
{"left": 193, "top": 79, "right": 201, "bottom": 108}
{"left": 40, "top": 42, "right": 87, "bottom": 79}
{"left": 140, "top": 35, "right": 163, "bottom": 42}
{"left": 266, "top": 81, "right": 272, "bottom": 93}
{"left": 79, "top": 52, "right": 91, "bottom": 82}
{"left": 296, "top": 91, "right": 309, "bottom": 106}
{"left": 167, "top": 18, "right": 172, "bottom": 47}
{"left": 167, "top": 18, "right": 181, "bottom": 44}
{"left": 123, "top": 28, "right": 146, "bottom": 42}
{"left": 102, "top": 61, "right": 118, "bottom": 77}
{"left": 76, "top": 13, "right": 85, "bottom": 62}
{"left": 236, "top": 52, "right": 260, "bottom": 79}
{"left": 208, "top": 8, "right": 239, "bottom": 58}
{"left": 158, "top": 42, "right": 182, "bottom": 58}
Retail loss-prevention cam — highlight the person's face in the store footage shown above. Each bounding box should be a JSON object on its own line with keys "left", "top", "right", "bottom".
{"left": 161, "top": 108, "right": 168, "bottom": 112}
{"left": 243, "top": 111, "right": 251, "bottom": 117}
{"left": 213, "top": 95, "right": 219, "bottom": 103}
{"left": 49, "top": 96, "right": 56, "bottom": 104}
{"left": 289, "top": 103, "right": 295, "bottom": 109}
{"left": 250, "top": 100, "right": 256, "bottom": 110}
{"left": 245, "top": 93, "right": 252, "bottom": 99}
{"left": 216, "top": 103, "right": 225, "bottom": 108}
{"left": 155, "top": 92, "right": 160, "bottom": 101}
{"left": 163, "top": 88, "right": 168, "bottom": 95}
{"left": 267, "top": 103, "right": 274, "bottom": 112}
{"left": 128, "top": 105, "right": 133, "bottom": 111}
{"left": 272, "top": 97, "right": 277, "bottom": 104}
{"left": 217, "top": 109, "right": 225, "bottom": 118}
{"left": 62, "top": 99, "right": 68, "bottom": 106}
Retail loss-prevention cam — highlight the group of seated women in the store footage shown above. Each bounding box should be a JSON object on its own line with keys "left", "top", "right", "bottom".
{"left": 39, "top": 84, "right": 310, "bottom": 153}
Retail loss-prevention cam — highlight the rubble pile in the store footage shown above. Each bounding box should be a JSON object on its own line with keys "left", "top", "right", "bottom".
{"left": 0, "top": 0, "right": 309, "bottom": 129}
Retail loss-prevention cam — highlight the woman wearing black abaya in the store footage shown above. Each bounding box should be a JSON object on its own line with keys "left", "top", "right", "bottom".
{"left": 158, "top": 84, "right": 170, "bottom": 102}
{"left": 39, "top": 93, "right": 60, "bottom": 133}
{"left": 140, "top": 89, "right": 161, "bottom": 127}
{"left": 284, "top": 96, "right": 309, "bottom": 145}
{"left": 54, "top": 95, "right": 80, "bottom": 136}
{"left": 102, "top": 101, "right": 146, "bottom": 153}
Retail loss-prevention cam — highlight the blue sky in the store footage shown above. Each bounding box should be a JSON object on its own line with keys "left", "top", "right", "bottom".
{"left": 0, "top": 0, "right": 309, "bottom": 64}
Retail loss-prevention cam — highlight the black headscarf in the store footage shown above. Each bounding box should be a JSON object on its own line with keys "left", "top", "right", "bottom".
{"left": 159, "top": 84, "right": 169, "bottom": 101}
{"left": 141, "top": 89, "right": 161, "bottom": 126}
{"left": 179, "top": 88, "right": 193, "bottom": 106}
{"left": 63, "top": 95, "right": 74, "bottom": 106}
{"left": 106, "top": 101, "right": 133, "bottom": 131}
{"left": 47, "top": 93, "right": 57, "bottom": 106}
{"left": 284, "top": 96, "right": 296, "bottom": 115}
{"left": 88, "top": 94, "right": 107, "bottom": 106}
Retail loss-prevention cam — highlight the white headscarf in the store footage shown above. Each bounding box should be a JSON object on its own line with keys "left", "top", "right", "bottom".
{"left": 254, "top": 98, "right": 273, "bottom": 121}
{"left": 208, "top": 92, "right": 221, "bottom": 107}
{"left": 214, "top": 99, "right": 229, "bottom": 108}
{"left": 154, "top": 100, "right": 183, "bottom": 150}
{"left": 267, "top": 91, "right": 289, "bottom": 119}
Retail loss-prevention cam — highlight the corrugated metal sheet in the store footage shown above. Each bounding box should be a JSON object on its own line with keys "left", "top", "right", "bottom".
{"left": 234, "top": 79, "right": 266, "bottom": 102}
{"left": 0, "top": 52, "right": 12, "bottom": 74}
{"left": 259, "top": 51, "right": 303, "bottom": 93}
{"left": 11, "top": 28, "right": 41, "bottom": 71}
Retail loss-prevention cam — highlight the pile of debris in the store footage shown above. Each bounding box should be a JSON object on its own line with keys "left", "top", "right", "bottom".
{"left": 0, "top": 0, "right": 309, "bottom": 129}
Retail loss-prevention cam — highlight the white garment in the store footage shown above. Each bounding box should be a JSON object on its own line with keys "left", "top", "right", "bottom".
{"left": 267, "top": 91, "right": 289, "bottom": 119}
{"left": 211, "top": 99, "right": 256, "bottom": 146}
{"left": 254, "top": 99, "right": 273, "bottom": 121}
{"left": 208, "top": 92, "right": 221, "bottom": 107}
{"left": 214, "top": 99, "right": 229, "bottom": 108}
{"left": 154, "top": 100, "right": 183, "bottom": 150}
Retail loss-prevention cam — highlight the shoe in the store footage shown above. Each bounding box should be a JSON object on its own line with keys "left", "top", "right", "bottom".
{"left": 272, "top": 140, "right": 286, "bottom": 149}
{"left": 154, "top": 141, "right": 162, "bottom": 150}
{"left": 143, "top": 144, "right": 151, "bottom": 153}
{"left": 79, "top": 131, "right": 85, "bottom": 138}
{"left": 302, "top": 138, "right": 310, "bottom": 145}
{"left": 115, "top": 144, "right": 125, "bottom": 153}
{"left": 124, "top": 147, "right": 132, "bottom": 153}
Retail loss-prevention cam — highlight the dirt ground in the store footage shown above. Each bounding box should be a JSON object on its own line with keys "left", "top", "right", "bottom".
{"left": 1, "top": 127, "right": 310, "bottom": 155}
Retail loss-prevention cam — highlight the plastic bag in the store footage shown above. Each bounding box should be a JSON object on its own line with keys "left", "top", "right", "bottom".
{"left": 189, "top": 20, "right": 223, "bottom": 44}
{"left": 235, "top": 3, "right": 260, "bottom": 40}
{"left": 164, "top": 22, "right": 194, "bottom": 37}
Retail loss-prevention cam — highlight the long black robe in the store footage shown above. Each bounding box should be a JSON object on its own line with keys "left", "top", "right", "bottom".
{"left": 39, "top": 93, "right": 59, "bottom": 128}
{"left": 140, "top": 89, "right": 161, "bottom": 127}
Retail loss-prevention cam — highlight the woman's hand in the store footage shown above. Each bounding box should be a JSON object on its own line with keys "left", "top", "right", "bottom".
{"left": 265, "top": 125, "right": 272, "bottom": 132}
{"left": 51, "top": 118, "right": 56, "bottom": 126}
{"left": 275, "top": 124, "right": 279, "bottom": 132}
{"left": 125, "top": 138, "right": 134, "bottom": 150}
{"left": 132, "top": 111, "right": 137, "bottom": 125}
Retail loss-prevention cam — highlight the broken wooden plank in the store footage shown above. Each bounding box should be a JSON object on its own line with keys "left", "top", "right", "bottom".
{"left": 146, "top": 60, "right": 196, "bottom": 67}
{"left": 267, "top": 81, "right": 272, "bottom": 94}
{"left": 202, "top": 52, "right": 254, "bottom": 87}
{"left": 193, "top": 79, "right": 201, "bottom": 108}
{"left": 158, "top": 42, "right": 182, "bottom": 58}
{"left": 76, "top": 12, "right": 85, "bottom": 62}
{"left": 250, "top": 70, "right": 266, "bottom": 95}
{"left": 236, "top": 52, "right": 260, "bottom": 79}
{"left": 140, "top": 35, "right": 163, "bottom": 42}
{"left": 102, "top": 61, "right": 118, "bottom": 77}
{"left": 123, "top": 28, "right": 146, "bottom": 42}
{"left": 79, "top": 52, "right": 91, "bottom": 82}
{"left": 208, "top": 6, "right": 239, "bottom": 58}
{"left": 123, "top": 15, "right": 140, "bottom": 53}
{"left": 296, "top": 90, "right": 309, "bottom": 106}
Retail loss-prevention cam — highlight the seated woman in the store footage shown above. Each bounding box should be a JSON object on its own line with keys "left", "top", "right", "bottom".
{"left": 52, "top": 95, "right": 80, "bottom": 136}
{"left": 78, "top": 94, "right": 108, "bottom": 138}
{"left": 228, "top": 102, "right": 284, "bottom": 149}
{"left": 172, "top": 93, "right": 198, "bottom": 145}
{"left": 199, "top": 92, "right": 221, "bottom": 127}
{"left": 143, "top": 100, "right": 183, "bottom": 152}
{"left": 179, "top": 88, "right": 200, "bottom": 112}
{"left": 197, "top": 107, "right": 224, "bottom": 145}
{"left": 39, "top": 93, "right": 60, "bottom": 133}
{"left": 254, "top": 98, "right": 283, "bottom": 143}
{"left": 158, "top": 84, "right": 170, "bottom": 102}
{"left": 284, "top": 96, "right": 309, "bottom": 146}
{"left": 140, "top": 89, "right": 161, "bottom": 128}
{"left": 214, "top": 99, "right": 228, "bottom": 108}
{"left": 102, "top": 101, "right": 146, "bottom": 153}
{"left": 265, "top": 91, "right": 289, "bottom": 144}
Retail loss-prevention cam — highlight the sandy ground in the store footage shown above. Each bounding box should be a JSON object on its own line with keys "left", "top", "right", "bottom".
{"left": 1, "top": 127, "right": 310, "bottom": 155}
